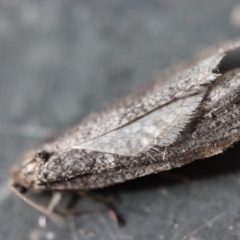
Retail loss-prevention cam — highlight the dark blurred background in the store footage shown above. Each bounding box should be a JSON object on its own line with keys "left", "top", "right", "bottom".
{"left": 1, "top": 1, "right": 240, "bottom": 240}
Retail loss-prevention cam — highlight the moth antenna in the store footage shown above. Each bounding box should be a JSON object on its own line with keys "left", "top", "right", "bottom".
{"left": 11, "top": 185, "right": 66, "bottom": 226}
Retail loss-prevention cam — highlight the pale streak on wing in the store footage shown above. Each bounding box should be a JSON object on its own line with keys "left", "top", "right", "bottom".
{"left": 42, "top": 41, "right": 240, "bottom": 153}
{"left": 73, "top": 92, "right": 205, "bottom": 156}
{"left": 46, "top": 55, "right": 223, "bottom": 152}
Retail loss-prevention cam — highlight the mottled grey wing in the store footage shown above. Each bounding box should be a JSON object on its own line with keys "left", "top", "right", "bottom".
{"left": 48, "top": 42, "right": 240, "bottom": 154}
{"left": 75, "top": 55, "right": 220, "bottom": 143}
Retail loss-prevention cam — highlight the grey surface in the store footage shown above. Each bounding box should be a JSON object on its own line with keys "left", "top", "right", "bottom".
{"left": 1, "top": 0, "right": 240, "bottom": 240}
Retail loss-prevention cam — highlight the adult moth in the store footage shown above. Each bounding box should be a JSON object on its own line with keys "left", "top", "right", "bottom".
{"left": 10, "top": 40, "right": 240, "bottom": 221}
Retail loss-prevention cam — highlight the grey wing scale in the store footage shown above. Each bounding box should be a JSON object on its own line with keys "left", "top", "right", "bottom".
{"left": 47, "top": 53, "right": 225, "bottom": 152}
{"left": 74, "top": 92, "right": 205, "bottom": 156}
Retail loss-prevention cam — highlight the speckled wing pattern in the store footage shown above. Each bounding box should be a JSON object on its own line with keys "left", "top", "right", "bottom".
{"left": 49, "top": 54, "right": 224, "bottom": 152}
{"left": 65, "top": 44, "right": 240, "bottom": 157}
{"left": 74, "top": 93, "right": 205, "bottom": 156}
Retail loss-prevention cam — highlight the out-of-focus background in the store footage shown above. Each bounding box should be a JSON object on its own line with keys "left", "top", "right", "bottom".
{"left": 1, "top": 1, "right": 240, "bottom": 240}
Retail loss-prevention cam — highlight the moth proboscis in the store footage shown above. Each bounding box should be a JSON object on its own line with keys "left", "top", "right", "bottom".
{"left": 10, "top": 40, "right": 240, "bottom": 224}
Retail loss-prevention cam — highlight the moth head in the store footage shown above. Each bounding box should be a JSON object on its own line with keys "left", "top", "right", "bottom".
{"left": 10, "top": 150, "right": 66, "bottom": 225}
{"left": 10, "top": 150, "right": 51, "bottom": 193}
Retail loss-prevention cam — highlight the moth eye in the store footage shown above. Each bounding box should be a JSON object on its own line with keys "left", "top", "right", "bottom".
{"left": 25, "top": 162, "right": 35, "bottom": 175}
{"left": 14, "top": 184, "right": 27, "bottom": 194}
{"left": 35, "top": 151, "right": 51, "bottom": 162}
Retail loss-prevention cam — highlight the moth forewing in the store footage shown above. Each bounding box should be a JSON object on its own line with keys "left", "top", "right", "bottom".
{"left": 10, "top": 40, "right": 240, "bottom": 219}
{"left": 43, "top": 54, "right": 223, "bottom": 153}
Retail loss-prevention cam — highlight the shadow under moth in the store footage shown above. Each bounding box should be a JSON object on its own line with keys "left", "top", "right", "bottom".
{"left": 10, "top": 40, "right": 240, "bottom": 223}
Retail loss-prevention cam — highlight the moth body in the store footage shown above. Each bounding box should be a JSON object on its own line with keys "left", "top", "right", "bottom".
{"left": 10, "top": 41, "right": 240, "bottom": 209}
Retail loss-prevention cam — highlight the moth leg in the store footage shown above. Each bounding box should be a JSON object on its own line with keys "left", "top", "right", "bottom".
{"left": 56, "top": 191, "right": 123, "bottom": 226}
{"left": 54, "top": 191, "right": 99, "bottom": 216}
{"left": 47, "top": 192, "right": 62, "bottom": 212}
{"left": 77, "top": 191, "right": 123, "bottom": 227}
{"left": 11, "top": 185, "right": 65, "bottom": 225}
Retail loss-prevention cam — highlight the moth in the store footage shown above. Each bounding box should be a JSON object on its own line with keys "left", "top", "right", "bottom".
{"left": 10, "top": 40, "right": 240, "bottom": 222}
